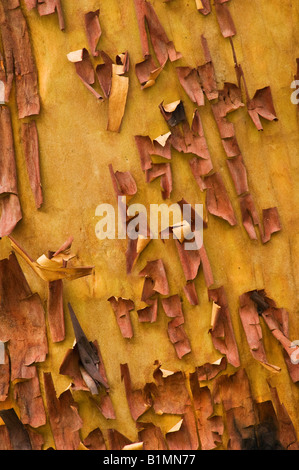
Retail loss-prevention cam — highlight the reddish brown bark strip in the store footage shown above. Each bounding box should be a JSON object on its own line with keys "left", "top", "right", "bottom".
{"left": 161, "top": 295, "right": 191, "bottom": 359}
{"left": 139, "top": 259, "right": 169, "bottom": 296}
{"left": 214, "top": 0, "right": 236, "bottom": 38}
{"left": 43, "top": 371, "right": 83, "bottom": 450}
{"left": 197, "top": 36, "right": 218, "bottom": 101}
{"left": 137, "top": 298, "right": 158, "bottom": 323}
{"left": 109, "top": 164, "right": 137, "bottom": 198}
{"left": 211, "top": 82, "right": 244, "bottom": 138}
{"left": 133, "top": 0, "right": 181, "bottom": 87}
{"left": 239, "top": 193, "right": 260, "bottom": 240}
{"left": 204, "top": 171, "right": 237, "bottom": 225}
{"left": 260, "top": 207, "right": 281, "bottom": 243}
{"left": 95, "top": 51, "right": 113, "bottom": 98}
{"left": 208, "top": 286, "right": 240, "bottom": 367}
{"left": 21, "top": 121, "right": 43, "bottom": 209}
{"left": 226, "top": 154, "right": 248, "bottom": 196}
{"left": 189, "top": 157, "right": 213, "bottom": 191}
{"left": 0, "top": 253, "right": 48, "bottom": 381}
{"left": 196, "top": 0, "right": 211, "bottom": 15}
{"left": 239, "top": 291, "right": 280, "bottom": 372}
{"left": 191, "top": 356, "right": 227, "bottom": 382}
{"left": 254, "top": 292, "right": 299, "bottom": 382}
{"left": 1, "top": 5, "right": 41, "bottom": 118}
{"left": 190, "top": 376, "right": 223, "bottom": 449}
{"left": 247, "top": 86, "right": 278, "bottom": 131}
{"left": 68, "top": 48, "right": 102, "bottom": 100}
{"left": 85, "top": 10, "right": 101, "bottom": 57}
{"left": 0, "top": 193, "right": 22, "bottom": 238}
{"left": 0, "top": 106, "right": 18, "bottom": 195}
{"left": 146, "top": 361, "right": 190, "bottom": 415}
{"left": 176, "top": 67, "right": 204, "bottom": 106}
{"left": 59, "top": 344, "right": 90, "bottom": 391}
{"left": 13, "top": 370, "right": 47, "bottom": 428}
{"left": 37, "top": 0, "right": 65, "bottom": 30}
{"left": 120, "top": 363, "right": 151, "bottom": 421}
{"left": 146, "top": 163, "right": 172, "bottom": 199}
{"left": 0, "top": 106, "right": 22, "bottom": 237}
{"left": 108, "top": 297, "right": 134, "bottom": 339}
{"left": 183, "top": 280, "right": 199, "bottom": 305}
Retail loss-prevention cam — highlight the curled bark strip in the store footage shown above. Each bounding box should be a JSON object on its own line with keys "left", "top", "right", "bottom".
{"left": 9, "top": 235, "right": 94, "bottom": 282}
{"left": 247, "top": 86, "right": 278, "bottom": 131}
{"left": 195, "top": 0, "right": 211, "bottom": 15}
{"left": 67, "top": 48, "right": 103, "bottom": 100}
{"left": 107, "top": 65, "right": 129, "bottom": 132}
{"left": 260, "top": 207, "right": 281, "bottom": 243}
